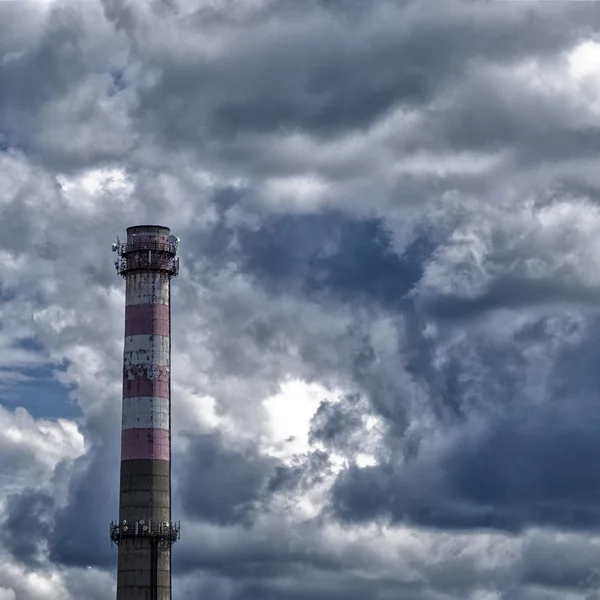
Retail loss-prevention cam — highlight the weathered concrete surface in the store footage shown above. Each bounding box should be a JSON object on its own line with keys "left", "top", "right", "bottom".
{"left": 117, "top": 538, "right": 171, "bottom": 600}
{"left": 117, "top": 460, "right": 172, "bottom": 598}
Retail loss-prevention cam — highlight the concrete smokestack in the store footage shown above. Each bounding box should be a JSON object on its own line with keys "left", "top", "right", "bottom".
{"left": 110, "top": 225, "right": 180, "bottom": 600}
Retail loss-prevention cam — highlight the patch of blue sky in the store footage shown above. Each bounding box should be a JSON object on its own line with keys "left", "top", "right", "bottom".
{"left": 0, "top": 363, "right": 80, "bottom": 420}
{"left": 0, "top": 285, "right": 15, "bottom": 302}
{"left": 108, "top": 68, "right": 127, "bottom": 97}
{"left": 0, "top": 338, "right": 80, "bottom": 420}
{"left": 0, "top": 130, "right": 24, "bottom": 154}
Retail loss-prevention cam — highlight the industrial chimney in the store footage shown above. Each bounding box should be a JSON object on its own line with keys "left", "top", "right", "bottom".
{"left": 110, "top": 225, "right": 180, "bottom": 600}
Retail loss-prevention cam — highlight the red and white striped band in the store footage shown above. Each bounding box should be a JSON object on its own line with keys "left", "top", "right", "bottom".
{"left": 120, "top": 391, "right": 171, "bottom": 461}
{"left": 125, "top": 304, "right": 170, "bottom": 337}
{"left": 121, "top": 428, "right": 170, "bottom": 461}
{"left": 121, "top": 257, "right": 172, "bottom": 462}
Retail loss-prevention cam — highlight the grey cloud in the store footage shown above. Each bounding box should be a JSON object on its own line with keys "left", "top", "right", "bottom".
{"left": 407, "top": 45, "right": 600, "bottom": 174}
{"left": 0, "top": 490, "right": 53, "bottom": 568}
{"left": 62, "top": 570, "right": 115, "bottom": 600}
{"left": 128, "top": 0, "right": 600, "bottom": 147}
{"left": 174, "top": 517, "right": 519, "bottom": 600}
{"left": 330, "top": 315, "right": 600, "bottom": 533}
{"left": 309, "top": 395, "right": 364, "bottom": 449}
{"left": 50, "top": 466, "right": 118, "bottom": 569}
{"left": 169, "top": 208, "right": 432, "bottom": 438}
{"left": 330, "top": 397, "right": 600, "bottom": 532}
{"left": 177, "top": 432, "right": 279, "bottom": 526}
{"left": 49, "top": 452, "right": 119, "bottom": 569}
{"left": 0, "top": 7, "right": 86, "bottom": 111}
{"left": 189, "top": 210, "right": 431, "bottom": 310}
{"left": 225, "top": 577, "right": 428, "bottom": 600}
{"left": 45, "top": 413, "right": 122, "bottom": 571}
{"left": 6, "top": 0, "right": 600, "bottom": 598}
{"left": 0, "top": 3, "right": 129, "bottom": 171}
{"left": 266, "top": 449, "right": 332, "bottom": 495}
{"left": 307, "top": 394, "right": 384, "bottom": 462}
{"left": 173, "top": 516, "right": 348, "bottom": 582}
{"left": 521, "top": 533, "right": 600, "bottom": 591}
{"left": 132, "top": 18, "right": 431, "bottom": 144}
{"left": 422, "top": 277, "right": 600, "bottom": 322}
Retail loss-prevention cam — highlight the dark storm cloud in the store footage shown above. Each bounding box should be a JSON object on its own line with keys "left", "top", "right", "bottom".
{"left": 226, "top": 576, "right": 427, "bottom": 600}
{"left": 0, "top": 490, "right": 53, "bottom": 568}
{"left": 49, "top": 449, "right": 119, "bottom": 569}
{"left": 172, "top": 504, "right": 502, "bottom": 600}
{"left": 328, "top": 313, "right": 600, "bottom": 533}
{"left": 6, "top": 0, "right": 600, "bottom": 598}
{"left": 0, "top": 6, "right": 91, "bottom": 127}
{"left": 123, "top": 0, "right": 600, "bottom": 151}
{"left": 176, "top": 530, "right": 343, "bottom": 581}
{"left": 2, "top": 10, "right": 83, "bottom": 102}
{"left": 309, "top": 394, "right": 364, "bottom": 451}
{"left": 177, "top": 432, "right": 279, "bottom": 526}
{"left": 331, "top": 395, "right": 600, "bottom": 532}
{"left": 423, "top": 78, "right": 600, "bottom": 168}
{"left": 266, "top": 449, "right": 332, "bottom": 495}
{"left": 190, "top": 210, "right": 431, "bottom": 310}
{"left": 521, "top": 534, "right": 600, "bottom": 591}
{"left": 183, "top": 208, "right": 436, "bottom": 442}
{"left": 0, "top": 2, "right": 129, "bottom": 172}
{"left": 422, "top": 277, "right": 600, "bottom": 321}
{"left": 133, "top": 14, "right": 433, "bottom": 142}
{"left": 46, "top": 413, "right": 122, "bottom": 571}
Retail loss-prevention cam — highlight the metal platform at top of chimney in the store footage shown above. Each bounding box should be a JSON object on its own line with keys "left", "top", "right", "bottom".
{"left": 112, "top": 235, "right": 180, "bottom": 278}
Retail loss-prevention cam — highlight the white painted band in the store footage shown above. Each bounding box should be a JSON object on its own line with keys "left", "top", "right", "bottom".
{"left": 122, "top": 397, "right": 169, "bottom": 430}
{"left": 125, "top": 272, "right": 170, "bottom": 306}
{"left": 123, "top": 335, "right": 170, "bottom": 367}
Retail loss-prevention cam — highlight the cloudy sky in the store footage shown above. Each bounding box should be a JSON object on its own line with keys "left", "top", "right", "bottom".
{"left": 4, "top": 0, "right": 600, "bottom": 598}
